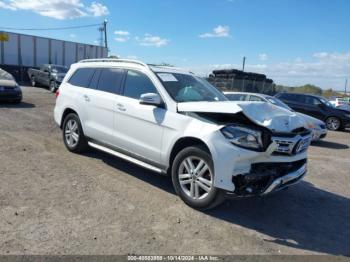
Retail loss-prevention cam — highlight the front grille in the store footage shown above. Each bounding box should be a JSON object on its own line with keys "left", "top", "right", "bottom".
{"left": 272, "top": 133, "right": 311, "bottom": 156}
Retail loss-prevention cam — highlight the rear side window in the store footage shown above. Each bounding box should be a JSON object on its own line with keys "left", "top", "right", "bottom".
{"left": 97, "top": 68, "right": 124, "bottom": 94}
{"left": 68, "top": 68, "right": 95, "bottom": 88}
{"left": 123, "top": 70, "right": 158, "bottom": 99}
{"left": 225, "top": 94, "right": 247, "bottom": 101}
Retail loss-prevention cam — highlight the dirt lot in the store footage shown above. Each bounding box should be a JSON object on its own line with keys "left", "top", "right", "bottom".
{"left": 0, "top": 86, "right": 349, "bottom": 255}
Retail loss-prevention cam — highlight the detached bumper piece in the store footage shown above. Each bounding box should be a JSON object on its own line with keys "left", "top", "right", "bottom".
{"left": 232, "top": 159, "right": 307, "bottom": 196}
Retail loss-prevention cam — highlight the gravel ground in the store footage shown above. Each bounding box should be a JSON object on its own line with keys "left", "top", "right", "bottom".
{"left": 0, "top": 86, "right": 349, "bottom": 255}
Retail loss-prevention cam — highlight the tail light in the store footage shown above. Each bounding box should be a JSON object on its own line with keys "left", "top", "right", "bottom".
{"left": 55, "top": 89, "right": 60, "bottom": 98}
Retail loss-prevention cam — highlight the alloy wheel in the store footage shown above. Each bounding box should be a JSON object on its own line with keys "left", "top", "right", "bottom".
{"left": 65, "top": 119, "right": 79, "bottom": 148}
{"left": 326, "top": 117, "right": 340, "bottom": 131}
{"left": 178, "top": 156, "right": 213, "bottom": 200}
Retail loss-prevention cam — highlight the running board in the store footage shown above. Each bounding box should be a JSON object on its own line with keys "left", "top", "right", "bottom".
{"left": 88, "top": 142, "right": 166, "bottom": 174}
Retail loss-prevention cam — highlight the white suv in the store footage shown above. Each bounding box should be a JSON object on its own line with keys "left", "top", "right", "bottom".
{"left": 54, "top": 59, "right": 311, "bottom": 209}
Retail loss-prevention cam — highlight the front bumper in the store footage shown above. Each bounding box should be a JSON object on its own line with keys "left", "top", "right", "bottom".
{"left": 207, "top": 130, "right": 310, "bottom": 193}
{"left": 231, "top": 159, "right": 307, "bottom": 196}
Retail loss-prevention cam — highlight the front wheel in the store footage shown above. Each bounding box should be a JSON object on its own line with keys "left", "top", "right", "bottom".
{"left": 62, "top": 113, "right": 88, "bottom": 153}
{"left": 325, "top": 117, "right": 341, "bottom": 131}
{"left": 171, "top": 146, "right": 225, "bottom": 210}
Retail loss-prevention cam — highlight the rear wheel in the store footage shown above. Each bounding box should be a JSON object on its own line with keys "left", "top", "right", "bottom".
{"left": 31, "top": 77, "right": 36, "bottom": 87}
{"left": 49, "top": 81, "right": 57, "bottom": 93}
{"left": 62, "top": 113, "right": 88, "bottom": 153}
{"left": 171, "top": 146, "right": 225, "bottom": 210}
{"left": 325, "top": 117, "right": 341, "bottom": 131}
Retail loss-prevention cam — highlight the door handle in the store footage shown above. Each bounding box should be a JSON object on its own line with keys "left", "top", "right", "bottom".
{"left": 117, "top": 103, "right": 126, "bottom": 111}
{"left": 83, "top": 94, "right": 90, "bottom": 102}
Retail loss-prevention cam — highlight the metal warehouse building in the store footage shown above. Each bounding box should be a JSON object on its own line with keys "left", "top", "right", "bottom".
{"left": 0, "top": 31, "right": 108, "bottom": 82}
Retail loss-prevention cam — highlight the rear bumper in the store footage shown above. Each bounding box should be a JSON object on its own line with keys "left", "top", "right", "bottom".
{"left": 0, "top": 90, "right": 22, "bottom": 101}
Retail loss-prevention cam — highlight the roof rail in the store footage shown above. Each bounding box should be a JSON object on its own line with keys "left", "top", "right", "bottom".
{"left": 78, "top": 58, "right": 148, "bottom": 68}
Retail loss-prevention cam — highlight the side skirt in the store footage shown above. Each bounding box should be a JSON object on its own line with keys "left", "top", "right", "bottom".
{"left": 87, "top": 141, "right": 167, "bottom": 175}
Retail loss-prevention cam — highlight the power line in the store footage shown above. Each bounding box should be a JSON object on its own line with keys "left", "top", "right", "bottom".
{"left": 0, "top": 23, "right": 102, "bottom": 31}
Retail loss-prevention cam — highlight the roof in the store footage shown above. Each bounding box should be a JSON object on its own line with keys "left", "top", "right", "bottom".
{"left": 77, "top": 59, "right": 192, "bottom": 75}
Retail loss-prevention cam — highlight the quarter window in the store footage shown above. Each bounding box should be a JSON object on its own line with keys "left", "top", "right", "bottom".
{"left": 123, "top": 70, "right": 158, "bottom": 99}
{"left": 226, "top": 94, "right": 247, "bottom": 101}
{"left": 68, "top": 68, "right": 95, "bottom": 88}
{"left": 249, "top": 95, "right": 264, "bottom": 102}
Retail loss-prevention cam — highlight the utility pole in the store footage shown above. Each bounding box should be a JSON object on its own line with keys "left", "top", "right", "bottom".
{"left": 242, "top": 56, "right": 246, "bottom": 72}
{"left": 345, "top": 78, "right": 348, "bottom": 96}
{"left": 103, "top": 20, "right": 108, "bottom": 50}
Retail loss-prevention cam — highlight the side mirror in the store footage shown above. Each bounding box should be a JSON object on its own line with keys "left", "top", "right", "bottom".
{"left": 140, "top": 93, "right": 163, "bottom": 106}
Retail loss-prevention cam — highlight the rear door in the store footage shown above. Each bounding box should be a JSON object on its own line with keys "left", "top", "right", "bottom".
{"left": 82, "top": 67, "right": 125, "bottom": 145}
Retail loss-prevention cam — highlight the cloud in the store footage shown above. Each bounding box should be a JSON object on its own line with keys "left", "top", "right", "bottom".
{"left": 0, "top": 0, "right": 109, "bottom": 19}
{"left": 0, "top": 0, "right": 16, "bottom": 10}
{"left": 114, "top": 30, "right": 130, "bottom": 42}
{"left": 69, "top": 33, "right": 76, "bottom": 38}
{"left": 199, "top": 25, "right": 230, "bottom": 38}
{"left": 259, "top": 53, "right": 268, "bottom": 61}
{"left": 139, "top": 34, "right": 169, "bottom": 47}
{"left": 187, "top": 52, "right": 350, "bottom": 90}
{"left": 87, "top": 2, "right": 108, "bottom": 16}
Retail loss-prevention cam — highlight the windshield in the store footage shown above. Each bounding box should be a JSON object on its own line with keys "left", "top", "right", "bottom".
{"left": 266, "top": 97, "right": 292, "bottom": 111}
{"left": 156, "top": 72, "right": 227, "bottom": 102}
{"left": 51, "top": 66, "right": 68, "bottom": 74}
{"left": 320, "top": 97, "right": 334, "bottom": 108}
{"left": 0, "top": 69, "right": 14, "bottom": 80}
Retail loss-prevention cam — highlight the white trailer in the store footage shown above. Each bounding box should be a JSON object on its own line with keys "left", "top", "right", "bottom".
{"left": 0, "top": 31, "right": 108, "bottom": 82}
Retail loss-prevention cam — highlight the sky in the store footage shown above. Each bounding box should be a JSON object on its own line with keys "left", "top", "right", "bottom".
{"left": 0, "top": 0, "right": 350, "bottom": 90}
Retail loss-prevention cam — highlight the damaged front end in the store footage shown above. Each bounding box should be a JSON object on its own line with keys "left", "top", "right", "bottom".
{"left": 178, "top": 101, "right": 311, "bottom": 195}
{"left": 232, "top": 159, "right": 307, "bottom": 196}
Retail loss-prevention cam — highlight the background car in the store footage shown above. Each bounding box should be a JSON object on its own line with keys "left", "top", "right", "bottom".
{"left": 224, "top": 91, "right": 327, "bottom": 141}
{"left": 28, "top": 64, "right": 68, "bottom": 93}
{"left": 275, "top": 92, "right": 350, "bottom": 131}
{"left": 329, "top": 97, "right": 348, "bottom": 107}
{"left": 0, "top": 68, "right": 22, "bottom": 103}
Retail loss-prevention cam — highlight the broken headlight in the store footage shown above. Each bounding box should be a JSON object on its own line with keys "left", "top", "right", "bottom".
{"left": 221, "top": 125, "right": 263, "bottom": 151}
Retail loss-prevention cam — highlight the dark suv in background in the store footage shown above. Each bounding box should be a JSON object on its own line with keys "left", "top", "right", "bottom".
{"left": 275, "top": 93, "right": 350, "bottom": 131}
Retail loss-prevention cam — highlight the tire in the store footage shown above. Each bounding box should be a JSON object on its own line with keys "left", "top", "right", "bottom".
{"left": 171, "top": 145, "right": 225, "bottom": 210}
{"left": 31, "top": 77, "right": 36, "bottom": 87}
{"left": 49, "top": 81, "right": 57, "bottom": 93}
{"left": 62, "top": 113, "right": 88, "bottom": 153}
{"left": 13, "top": 99, "right": 22, "bottom": 104}
{"left": 325, "top": 117, "right": 341, "bottom": 131}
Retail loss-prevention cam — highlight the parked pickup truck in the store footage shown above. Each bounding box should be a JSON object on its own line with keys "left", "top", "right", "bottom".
{"left": 28, "top": 64, "right": 68, "bottom": 92}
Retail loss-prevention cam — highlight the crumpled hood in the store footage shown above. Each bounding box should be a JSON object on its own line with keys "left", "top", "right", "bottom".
{"left": 177, "top": 101, "right": 307, "bottom": 132}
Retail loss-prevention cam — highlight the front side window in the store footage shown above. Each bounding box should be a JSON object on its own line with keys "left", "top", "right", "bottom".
{"left": 306, "top": 96, "right": 322, "bottom": 106}
{"left": 157, "top": 72, "right": 227, "bottom": 102}
{"left": 97, "top": 68, "right": 124, "bottom": 94}
{"left": 68, "top": 68, "right": 95, "bottom": 88}
{"left": 123, "top": 70, "right": 158, "bottom": 99}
